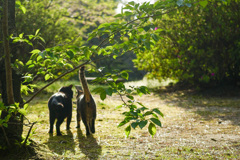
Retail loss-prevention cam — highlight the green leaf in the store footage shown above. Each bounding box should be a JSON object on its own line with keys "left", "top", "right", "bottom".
{"left": 23, "top": 104, "right": 29, "bottom": 110}
{"left": 143, "top": 111, "right": 152, "bottom": 116}
{"left": 65, "top": 63, "right": 73, "bottom": 69}
{"left": 39, "top": 37, "right": 45, "bottom": 43}
{"left": 143, "top": 26, "right": 151, "bottom": 32}
{"left": 152, "top": 34, "right": 160, "bottom": 42}
{"left": 124, "top": 11, "right": 133, "bottom": 16}
{"left": 111, "top": 75, "right": 118, "bottom": 82}
{"left": 66, "top": 50, "right": 74, "bottom": 59}
{"left": 126, "top": 95, "right": 134, "bottom": 100}
{"left": 128, "top": 1, "right": 135, "bottom": 6}
{"left": 92, "top": 87, "right": 105, "bottom": 94}
{"left": 148, "top": 123, "right": 156, "bottom": 137}
{"left": 36, "top": 55, "right": 43, "bottom": 62}
{"left": 150, "top": 118, "right": 162, "bottom": 127}
{"left": 24, "top": 39, "right": 33, "bottom": 46}
{"left": 45, "top": 74, "right": 51, "bottom": 81}
{"left": 118, "top": 119, "right": 129, "bottom": 127}
{"left": 139, "top": 86, "right": 150, "bottom": 94}
{"left": 16, "top": 1, "right": 26, "bottom": 14}
{"left": 30, "top": 49, "right": 41, "bottom": 54}
{"left": 44, "top": 59, "right": 51, "bottom": 67}
{"left": 106, "top": 88, "right": 113, "bottom": 96}
{"left": 139, "top": 120, "right": 148, "bottom": 129}
{"left": 19, "top": 33, "right": 24, "bottom": 38}
{"left": 20, "top": 5, "right": 26, "bottom": 14}
{"left": 35, "top": 29, "right": 40, "bottom": 36}
{"left": 199, "top": 0, "right": 208, "bottom": 8}
{"left": 125, "top": 125, "right": 131, "bottom": 137}
{"left": 120, "top": 71, "right": 129, "bottom": 80}
{"left": 144, "top": 41, "right": 151, "bottom": 50}
{"left": 114, "top": 13, "right": 123, "bottom": 18}
{"left": 131, "top": 122, "right": 139, "bottom": 129}
{"left": 152, "top": 108, "right": 164, "bottom": 117}
{"left": 18, "top": 108, "right": 26, "bottom": 115}
{"left": 100, "top": 90, "right": 106, "bottom": 101}
{"left": 115, "top": 104, "right": 124, "bottom": 110}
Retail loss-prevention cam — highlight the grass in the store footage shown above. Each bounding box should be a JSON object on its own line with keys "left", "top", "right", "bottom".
{"left": 124, "top": 77, "right": 176, "bottom": 89}
{"left": 3, "top": 79, "right": 240, "bottom": 159}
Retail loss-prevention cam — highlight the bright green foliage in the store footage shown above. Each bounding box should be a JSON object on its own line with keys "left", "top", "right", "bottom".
{"left": 91, "top": 70, "right": 163, "bottom": 137}
{"left": 0, "top": 100, "right": 27, "bottom": 128}
{"left": 133, "top": 0, "right": 240, "bottom": 86}
{"left": 13, "top": 0, "right": 118, "bottom": 80}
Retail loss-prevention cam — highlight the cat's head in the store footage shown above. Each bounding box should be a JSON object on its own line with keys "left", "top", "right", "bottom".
{"left": 75, "top": 85, "right": 83, "bottom": 99}
{"left": 58, "top": 85, "right": 73, "bottom": 99}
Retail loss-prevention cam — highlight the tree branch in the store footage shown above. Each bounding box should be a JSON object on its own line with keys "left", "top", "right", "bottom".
{"left": 21, "top": 60, "right": 90, "bottom": 107}
{"left": 95, "top": 7, "right": 177, "bottom": 51}
{"left": 23, "top": 121, "right": 37, "bottom": 146}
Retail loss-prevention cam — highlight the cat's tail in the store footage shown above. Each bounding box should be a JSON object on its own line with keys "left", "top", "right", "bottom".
{"left": 79, "top": 66, "right": 91, "bottom": 102}
{"left": 51, "top": 99, "right": 64, "bottom": 110}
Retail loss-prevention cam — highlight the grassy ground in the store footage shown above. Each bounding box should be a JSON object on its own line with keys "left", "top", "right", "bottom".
{"left": 13, "top": 80, "right": 240, "bottom": 159}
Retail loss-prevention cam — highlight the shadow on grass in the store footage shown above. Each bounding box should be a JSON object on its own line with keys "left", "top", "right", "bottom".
{"left": 47, "top": 130, "right": 75, "bottom": 155}
{"left": 155, "top": 84, "right": 240, "bottom": 126}
{"left": 77, "top": 128, "right": 102, "bottom": 160}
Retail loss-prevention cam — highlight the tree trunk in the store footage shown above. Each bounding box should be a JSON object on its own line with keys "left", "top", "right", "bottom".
{"left": 0, "top": 0, "right": 23, "bottom": 149}
{"left": 2, "top": 0, "right": 15, "bottom": 105}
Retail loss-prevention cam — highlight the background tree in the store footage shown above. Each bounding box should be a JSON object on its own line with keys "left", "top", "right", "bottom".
{"left": 133, "top": 0, "right": 240, "bottom": 87}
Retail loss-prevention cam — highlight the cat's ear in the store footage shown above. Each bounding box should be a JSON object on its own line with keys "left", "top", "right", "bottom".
{"left": 68, "top": 84, "right": 73, "bottom": 88}
{"left": 75, "top": 85, "right": 82, "bottom": 91}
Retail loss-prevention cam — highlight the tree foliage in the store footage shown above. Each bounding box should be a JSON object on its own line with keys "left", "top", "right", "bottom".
{"left": 133, "top": 0, "right": 240, "bottom": 86}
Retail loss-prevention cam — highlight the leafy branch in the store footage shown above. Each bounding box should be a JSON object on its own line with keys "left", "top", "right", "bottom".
{"left": 16, "top": 0, "right": 190, "bottom": 137}
{"left": 21, "top": 60, "right": 90, "bottom": 107}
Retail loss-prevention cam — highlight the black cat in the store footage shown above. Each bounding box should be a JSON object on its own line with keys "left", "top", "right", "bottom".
{"left": 48, "top": 85, "right": 73, "bottom": 136}
{"left": 76, "top": 66, "right": 97, "bottom": 136}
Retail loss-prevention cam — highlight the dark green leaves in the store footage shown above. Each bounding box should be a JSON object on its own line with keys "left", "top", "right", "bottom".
{"left": 92, "top": 87, "right": 107, "bottom": 101}
{"left": 16, "top": 1, "right": 26, "bottom": 14}
{"left": 131, "top": 121, "right": 139, "bottom": 129}
{"left": 120, "top": 70, "right": 129, "bottom": 80}
{"left": 152, "top": 108, "right": 164, "bottom": 117}
{"left": 150, "top": 118, "right": 162, "bottom": 127}
{"left": 139, "top": 120, "right": 148, "bottom": 129}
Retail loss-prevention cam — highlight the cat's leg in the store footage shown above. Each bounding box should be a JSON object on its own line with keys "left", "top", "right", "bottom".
{"left": 76, "top": 111, "right": 81, "bottom": 128}
{"left": 90, "top": 118, "right": 95, "bottom": 133}
{"left": 49, "top": 111, "right": 55, "bottom": 134}
{"left": 56, "top": 118, "right": 64, "bottom": 136}
{"left": 66, "top": 112, "right": 72, "bottom": 130}
{"left": 82, "top": 118, "right": 90, "bottom": 135}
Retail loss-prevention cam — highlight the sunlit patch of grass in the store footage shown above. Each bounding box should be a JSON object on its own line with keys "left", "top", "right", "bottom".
{"left": 195, "top": 110, "right": 219, "bottom": 117}
{"left": 154, "top": 146, "right": 240, "bottom": 160}
{"left": 19, "top": 79, "right": 240, "bottom": 159}
{"left": 124, "top": 77, "right": 177, "bottom": 89}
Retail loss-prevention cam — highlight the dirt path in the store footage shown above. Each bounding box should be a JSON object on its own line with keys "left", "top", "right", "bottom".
{"left": 25, "top": 92, "right": 240, "bottom": 159}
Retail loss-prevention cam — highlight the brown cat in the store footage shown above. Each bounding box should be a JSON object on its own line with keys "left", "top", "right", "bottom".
{"left": 76, "top": 66, "right": 97, "bottom": 135}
